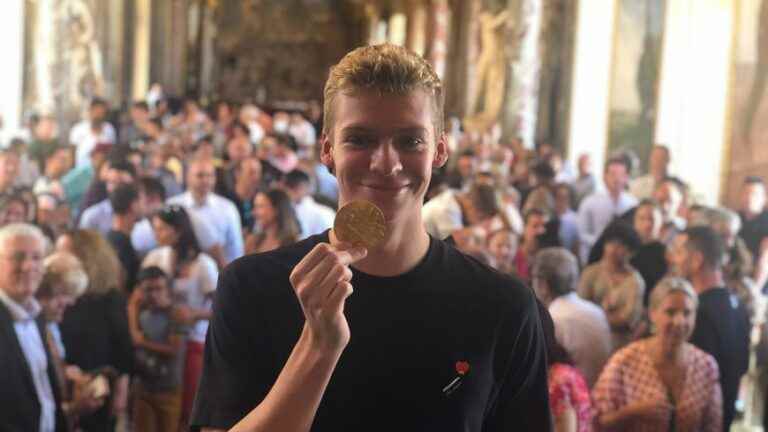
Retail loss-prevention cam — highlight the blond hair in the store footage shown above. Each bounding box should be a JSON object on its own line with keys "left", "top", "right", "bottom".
{"left": 64, "top": 230, "right": 124, "bottom": 295}
{"left": 38, "top": 252, "right": 88, "bottom": 298}
{"left": 323, "top": 43, "right": 444, "bottom": 137}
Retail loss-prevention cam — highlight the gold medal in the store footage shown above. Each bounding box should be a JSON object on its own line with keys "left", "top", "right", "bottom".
{"left": 333, "top": 200, "right": 387, "bottom": 249}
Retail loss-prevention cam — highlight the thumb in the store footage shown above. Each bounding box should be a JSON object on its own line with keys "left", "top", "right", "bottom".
{"left": 347, "top": 245, "right": 368, "bottom": 262}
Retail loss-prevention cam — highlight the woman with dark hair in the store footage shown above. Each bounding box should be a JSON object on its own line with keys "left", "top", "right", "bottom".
{"left": 540, "top": 304, "right": 594, "bottom": 432}
{"left": 141, "top": 204, "right": 218, "bottom": 428}
{"left": 245, "top": 189, "right": 301, "bottom": 254}
{"left": 578, "top": 222, "right": 646, "bottom": 351}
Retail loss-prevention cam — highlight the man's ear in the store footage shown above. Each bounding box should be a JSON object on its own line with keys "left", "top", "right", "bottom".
{"left": 433, "top": 133, "right": 449, "bottom": 168}
{"left": 319, "top": 134, "right": 335, "bottom": 175}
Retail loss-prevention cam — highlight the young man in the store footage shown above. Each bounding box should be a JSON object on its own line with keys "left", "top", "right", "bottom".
{"left": 192, "top": 44, "right": 550, "bottom": 432}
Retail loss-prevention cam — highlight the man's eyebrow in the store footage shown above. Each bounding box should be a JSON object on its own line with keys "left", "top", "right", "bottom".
{"left": 339, "top": 126, "right": 429, "bottom": 134}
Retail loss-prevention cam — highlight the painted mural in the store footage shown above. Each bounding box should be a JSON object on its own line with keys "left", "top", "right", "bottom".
{"left": 607, "top": 0, "right": 666, "bottom": 173}
{"left": 725, "top": 0, "right": 768, "bottom": 206}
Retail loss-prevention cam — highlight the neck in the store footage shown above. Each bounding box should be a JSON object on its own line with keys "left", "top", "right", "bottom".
{"left": 334, "top": 213, "right": 430, "bottom": 277}
{"left": 191, "top": 191, "right": 208, "bottom": 206}
{"left": 608, "top": 189, "right": 621, "bottom": 200}
{"left": 651, "top": 335, "right": 685, "bottom": 363}
{"left": 1, "top": 288, "right": 28, "bottom": 305}
{"left": 691, "top": 268, "right": 723, "bottom": 294}
{"left": 235, "top": 182, "right": 258, "bottom": 201}
{"left": 522, "top": 239, "right": 538, "bottom": 255}
{"left": 652, "top": 170, "right": 667, "bottom": 182}
{"left": 112, "top": 214, "right": 136, "bottom": 234}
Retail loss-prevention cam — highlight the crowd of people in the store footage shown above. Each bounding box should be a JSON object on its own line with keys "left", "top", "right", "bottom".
{"left": 0, "top": 52, "right": 767, "bottom": 431}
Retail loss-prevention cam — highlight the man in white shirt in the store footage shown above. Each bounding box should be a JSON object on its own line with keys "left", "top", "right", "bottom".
{"left": 282, "top": 169, "right": 335, "bottom": 239}
{"left": 0, "top": 223, "right": 64, "bottom": 431}
{"left": 629, "top": 144, "right": 671, "bottom": 200}
{"left": 531, "top": 247, "right": 612, "bottom": 386}
{"left": 69, "top": 99, "right": 116, "bottom": 167}
{"left": 577, "top": 156, "right": 637, "bottom": 262}
{"left": 167, "top": 157, "right": 243, "bottom": 265}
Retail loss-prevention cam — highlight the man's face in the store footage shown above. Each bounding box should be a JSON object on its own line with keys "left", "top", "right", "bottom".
{"left": 578, "top": 154, "right": 591, "bottom": 176}
{"left": 649, "top": 147, "right": 669, "bottom": 175}
{"left": 2, "top": 200, "right": 27, "bottom": 225}
{"left": 188, "top": 160, "right": 216, "bottom": 199}
{"left": 667, "top": 234, "right": 695, "bottom": 278}
{"left": 0, "top": 153, "right": 20, "bottom": 187}
{"left": 634, "top": 205, "right": 661, "bottom": 242}
{"left": 240, "top": 158, "right": 262, "bottom": 186}
{"left": 227, "top": 137, "right": 252, "bottom": 163}
{"left": 89, "top": 105, "right": 107, "bottom": 124}
{"left": 105, "top": 168, "right": 134, "bottom": 193}
{"left": 0, "top": 235, "right": 45, "bottom": 303}
{"left": 130, "top": 107, "right": 149, "bottom": 124}
{"left": 604, "top": 162, "right": 629, "bottom": 195}
{"left": 656, "top": 181, "right": 683, "bottom": 221}
{"left": 34, "top": 118, "right": 57, "bottom": 141}
{"left": 320, "top": 90, "right": 447, "bottom": 223}
{"left": 46, "top": 149, "right": 73, "bottom": 179}
{"left": 741, "top": 183, "right": 767, "bottom": 215}
{"left": 457, "top": 155, "right": 476, "bottom": 180}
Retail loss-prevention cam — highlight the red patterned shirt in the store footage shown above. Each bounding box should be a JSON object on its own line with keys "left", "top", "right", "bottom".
{"left": 592, "top": 339, "right": 722, "bottom": 432}
{"left": 548, "top": 363, "right": 594, "bottom": 432}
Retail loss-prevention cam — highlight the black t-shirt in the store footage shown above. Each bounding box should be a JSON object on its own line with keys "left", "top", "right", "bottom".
{"left": 739, "top": 210, "right": 768, "bottom": 260}
{"left": 191, "top": 232, "right": 551, "bottom": 431}
{"left": 106, "top": 229, "right": 140, "bottom": 292}
{"left": 689, "top": 287, "right": 750, "bottom": 431}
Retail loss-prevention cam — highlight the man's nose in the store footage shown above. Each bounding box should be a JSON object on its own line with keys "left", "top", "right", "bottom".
{"left": 369, "top": 142, "right": 403, "bottom": 176}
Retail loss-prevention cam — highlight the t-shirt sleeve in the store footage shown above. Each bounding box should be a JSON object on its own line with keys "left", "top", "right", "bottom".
{"left": 198, "top": 254, "right": 219, "bottom": 296}
{"left": 190, "top": 265, "right": 275, "bottom": 431}
{"left": 482, "top": 290, "right": 552, "bottom": 431}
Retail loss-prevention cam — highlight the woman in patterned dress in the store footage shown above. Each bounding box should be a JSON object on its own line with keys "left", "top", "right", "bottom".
{"left": 541, "top": 303, "right": 594, "bottom": 432}
{"left": 592, "top": 277, "right": 722, "bottom": 431}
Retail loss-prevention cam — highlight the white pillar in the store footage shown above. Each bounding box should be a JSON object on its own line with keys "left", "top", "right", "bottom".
{"left": 567, "top": 0, "right": 616, "bottom": 181}
{"left": 655, "top": 0, "right": 734, "bottom": 205}
{"left": 0, "top": 0, "right": 25, "bottom": 140}
{"left": 132, "top": 0, "right": 152, "bottom": 101}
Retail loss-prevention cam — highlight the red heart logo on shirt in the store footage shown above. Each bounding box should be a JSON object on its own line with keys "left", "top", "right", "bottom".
{"left": 455, "top": 361, "right": 470, "bottom": 375}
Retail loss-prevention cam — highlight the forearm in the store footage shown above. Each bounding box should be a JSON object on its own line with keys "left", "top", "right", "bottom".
{"left": 137, "top": 339, "right": 176, "bottom": 356}
{"left": 598, "top": 406, "right": 638, "bottom": 431}
{"left": 230, "top": 324, "right": 344, "bottom": 432}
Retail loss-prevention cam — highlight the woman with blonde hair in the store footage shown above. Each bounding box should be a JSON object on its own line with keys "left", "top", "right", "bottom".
{"left": 592, "top": 277, "right": 722, "bottom": 431}
{"left": 57, "top": 229, "right": 133, "bottom": 431}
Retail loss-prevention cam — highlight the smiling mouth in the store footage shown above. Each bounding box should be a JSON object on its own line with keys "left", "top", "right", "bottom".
{"left": 362, "top": 184, "right": 409, "bottom": 191}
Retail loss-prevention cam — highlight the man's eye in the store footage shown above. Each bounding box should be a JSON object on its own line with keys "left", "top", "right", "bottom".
{"left": 397, "top": 136, "right": 426, "bottom": 150}
{"left": 344, "top": 136, "right": 375, "bottom": 147}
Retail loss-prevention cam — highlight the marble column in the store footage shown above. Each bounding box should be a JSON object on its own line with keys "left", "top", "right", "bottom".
{"left": 0, "top": 0, "right": 24, "bottom": 135}
{"left": 132, "top": 0, "right": 151, "bottom": 100}
{"left": 500, "top": 0, "right": 543, "bottom": 148}
{"left": 405, "top": 0, "right": 427, "bottom": 56}
{"left": 426, "top": 0, "right": 450, "bottom": 81}
{"left": 444, "top": 0, "right": 481, "bottom": 118}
